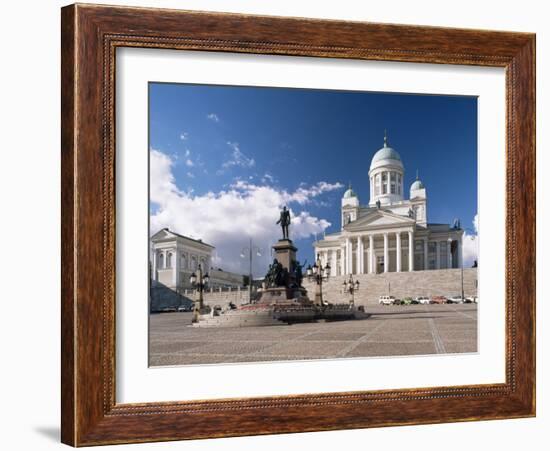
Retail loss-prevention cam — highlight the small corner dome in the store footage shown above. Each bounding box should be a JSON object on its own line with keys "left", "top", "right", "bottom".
{"left": 410, "top": 179, "right": 425, "bottom": 191}
{"left": 343, "top": 187, "right": 357, "bottom": 199}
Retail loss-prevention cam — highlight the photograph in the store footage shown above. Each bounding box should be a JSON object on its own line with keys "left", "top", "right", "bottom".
{"left": 148, "top": 83, "right": 479, "bottom": 366}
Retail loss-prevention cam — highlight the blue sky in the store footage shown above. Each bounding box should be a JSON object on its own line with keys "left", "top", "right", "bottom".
{"left": 149, "top": 82, "right": 477, "bottom": 276}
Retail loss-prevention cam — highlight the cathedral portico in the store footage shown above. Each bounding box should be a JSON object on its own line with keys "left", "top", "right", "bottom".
{"left": 314, "top": 133, "right": 464, "bottom": 276}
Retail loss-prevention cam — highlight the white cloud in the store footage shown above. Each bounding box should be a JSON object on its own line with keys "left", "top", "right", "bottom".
{"left": 220, "top": 142, "right": 255, "bottom": 170}
{"left": 182, "top": 149, "right": 196, "bottom": 167}
{"left": 186, "top": 172, "right": 195, "bottom": 179}
{"left": 180, "top": 132, "right": 189, "bottom": 140}
{"left": 150, "top": 149, "right": 337, "bottom": 276}
{"left": 261, "top": 173, "right": 276, "bottom": 184}
{"left": 207, "top": 113, "right": 220, "bottom": 122}
{"left": 462, "top": 214, "right": 478, "bottom": 268}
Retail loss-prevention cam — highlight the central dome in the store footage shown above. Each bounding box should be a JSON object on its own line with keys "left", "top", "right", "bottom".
{"left": 371, "top": 146, "right": 402, "bottom": 164}
{"left": 369, "top": 133, "right": 403, "bottom": 171}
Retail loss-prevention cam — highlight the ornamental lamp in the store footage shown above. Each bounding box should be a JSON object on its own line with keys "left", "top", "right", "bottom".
{"left": 189, "top": 272, "right": 197, "bottom": 285}
{"left": 306, "top": 265, "right": 313, "bottom": 277}
{"left": 203, "top": 273, "right": 210, "bottom": 285}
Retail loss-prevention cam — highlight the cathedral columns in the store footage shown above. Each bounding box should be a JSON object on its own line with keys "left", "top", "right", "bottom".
{"left": 436, "top": 241, "right": 441, "bottom": 269}
{"left": 345, "top": 238, "right": 351, "bottom": 275}
{"left": 340, "top": 245, "right": 346, "bottom": 276}
{"left": 447, "top": 239, "right": 452, "bottom": 269}
{"left": 423, "top": 238, "right": 429, "bottom": 270}
{"left": 396, "top": 232, "right": 402, "bottom": 272}
{"left": 152, "top": 250, "right": 158, "bottom": 282}
{"left": 368, "top": 235, "right": 374, "bottom": 274}
{"left": 408, "top": 231, "right": 414, "bottom": 271}
{"left": 331, "top": 250, "right": 338, "bottom": 276}
{"left": 458, "top": 236, "right": 463, "bottom": 268}
{"left": 355, "top": 237, "right": 361, "bottom": 274}
{"left": 383, "top": 233, "right": 389, "bottom": 273}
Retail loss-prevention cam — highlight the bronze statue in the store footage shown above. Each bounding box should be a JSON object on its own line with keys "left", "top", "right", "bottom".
{"left": 276, "top": 206, "right": 291, "bottom": 240}
{"left": 292, "top": 259, "right": 306, "bottom": 288}
{"left": 265, "top": 258, "right": 285, "bottom": 287}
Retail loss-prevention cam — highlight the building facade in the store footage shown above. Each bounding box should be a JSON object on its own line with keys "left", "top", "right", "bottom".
{"left": 314, "top": 135, "right": 464, "bottom": 275}
{"left": 150, "top": 228, "right": 245, "bottom": 311}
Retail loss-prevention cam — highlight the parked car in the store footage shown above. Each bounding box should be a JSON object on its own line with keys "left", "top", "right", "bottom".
{"left": 415, "top": 296, "right": 430, "bottom": 305}
{"left": 177, "top": 304, "right": 193, "bottom": 312}
{"left": 430, "top": 296, "right": 447, "bottom": 304}
{"left": 447, "top": 295, "right": 465, "bottom": 304}
{"left": 401, "top": 297, "right": 414, "bottom": 305}
{"left": 466, "top": 296, "right": 478, "bottom": 304}
{"left": 379, "top": 295, "right": 396, "bottom": 305}
{"left": 161, "top": 307, "right": 177, "bottom": 313}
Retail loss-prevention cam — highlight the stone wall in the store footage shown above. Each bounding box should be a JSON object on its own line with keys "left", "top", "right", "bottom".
{"left": 302, "top": 268, "right": 477, "bottom": 305}
{"left": 150, "top": 286, "right": 253, "bottom": 312}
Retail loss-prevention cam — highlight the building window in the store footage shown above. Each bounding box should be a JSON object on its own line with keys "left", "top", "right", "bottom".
{"left": 397, "top": 174, "right": 402, "bottom": 195}
{"left": 166, "top": 252, "right": 173, "bottom": 269}
{"left": 158, "top": 253, "right": 164, "bottom": 269}
{"left": 180, "top": 253, "right": 187, "bottom": 269}
{"left": 190, "top": 255, "right": 197, "bottom": 271}
{"left": 375, "top": 174, "right": 381, "bottom": 195}
{"left": 382, "top": 173, "right": 387, "bottom": 194}
{"left": 390, "top": 172, "right": 396, "bottom": 194}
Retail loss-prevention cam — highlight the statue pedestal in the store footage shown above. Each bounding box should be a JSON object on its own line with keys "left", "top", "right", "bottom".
{"left": 256, "top": 238, "right": 310, "bottom": 305}
{"left": 257, "top": 286, "right": 308, "bottom": 304}
{"left": 271, "top": 239, "right": 297, "bottom": 272}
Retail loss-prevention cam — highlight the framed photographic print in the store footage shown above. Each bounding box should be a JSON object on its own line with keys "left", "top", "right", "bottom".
{"left": 61, "top": 3, "right": 535, "bottom": 446}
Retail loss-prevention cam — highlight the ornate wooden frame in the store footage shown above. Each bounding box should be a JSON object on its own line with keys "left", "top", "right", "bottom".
{"left": 61, "top": 3, "right": 536, "bottom": 446}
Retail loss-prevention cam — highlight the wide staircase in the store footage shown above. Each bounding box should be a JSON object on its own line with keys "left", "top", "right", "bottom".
{"left": 302, "top": 268, "right": 478, "bottom": 305}
{"left": 192, "top": 308, "right": 285, "bottom": 328}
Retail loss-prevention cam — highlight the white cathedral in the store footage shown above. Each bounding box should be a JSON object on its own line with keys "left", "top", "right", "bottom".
{"left": 314, "top": 134, "right": 464, "bottom": 276}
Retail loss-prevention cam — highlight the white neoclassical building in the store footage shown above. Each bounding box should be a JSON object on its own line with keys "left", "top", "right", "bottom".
{"left": 151, "top": 228, "right": 244, "bottom": 290}
{"left": 314, "top": 134, "right": 464, "bottom": 275}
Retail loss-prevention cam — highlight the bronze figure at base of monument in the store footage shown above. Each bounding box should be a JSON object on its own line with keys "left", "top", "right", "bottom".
{"left": 256, "top": 238, "right": 310, "bottom": 305}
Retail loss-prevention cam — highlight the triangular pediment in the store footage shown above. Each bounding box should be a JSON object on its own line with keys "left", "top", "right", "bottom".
{"left": 150, "top": 228, "right": 177, "bottom": 242}
{"left": 344, "top": 209, "right": 414, "bottom": 231}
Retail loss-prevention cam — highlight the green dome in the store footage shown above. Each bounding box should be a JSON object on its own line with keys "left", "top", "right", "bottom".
{"left": 343, "top": 188, "right": 357, "bottom": 198}
{"left": 371, "top": 146, "right": 402, "bottom": 164}
{"left": 410, "top": 180, "right": 424, "bottom": 190}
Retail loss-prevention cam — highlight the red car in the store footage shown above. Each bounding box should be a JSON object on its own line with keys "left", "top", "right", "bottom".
{"left": 430, "top": 296, "right": 447, "bottom": 304}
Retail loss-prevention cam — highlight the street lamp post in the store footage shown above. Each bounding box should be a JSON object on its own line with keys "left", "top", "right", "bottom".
{"left": 456, "top": 219, "right": 476, "bottom": 301}
{"left": 240, "top": 238, "right": 262, "bottom": 304}
{"left": 189, "top": 264, "right": 209, "bottom": 323}
{"left": 306, "top": 254, "right": 331, "bottom": 306}
{"left": 342, "top": 274, "right": 360, "bottom": 306}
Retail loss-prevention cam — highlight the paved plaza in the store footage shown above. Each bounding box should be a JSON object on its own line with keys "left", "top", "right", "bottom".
{"left": 149, "top": 304, "right": 477, "bottom": 366}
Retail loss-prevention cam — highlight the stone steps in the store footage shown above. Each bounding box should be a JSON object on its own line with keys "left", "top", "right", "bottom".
{"left": 192, "top": 309, "right": 285, "bottom": 328}
{"left": 303, "top": 268, "right": 477, "bottom": 305}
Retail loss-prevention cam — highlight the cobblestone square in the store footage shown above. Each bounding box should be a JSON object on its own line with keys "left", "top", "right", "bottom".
{"left": 149, "top": 304, "right": 477, "bottom": 366}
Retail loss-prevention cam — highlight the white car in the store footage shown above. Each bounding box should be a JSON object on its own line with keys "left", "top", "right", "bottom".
{"left": 415, "top": 296, "right": 430, "bottom": 305}
{"left": 448, "top": 295, "right": 465, "bottom": 304}
{"left": 466, "top": 296, "right": 478, "bottom": 304}
{"left": 379, "top": 295, "right": 396, "bottom": 305}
